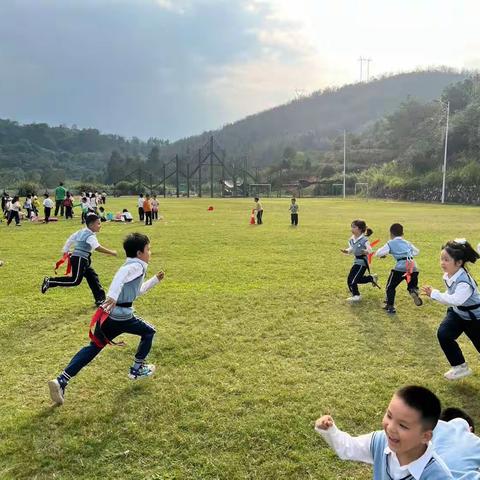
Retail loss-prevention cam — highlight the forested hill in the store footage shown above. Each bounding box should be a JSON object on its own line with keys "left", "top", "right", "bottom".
{"left": 0, "top": 121, "right": 167, "bottom": 187}
{"left": 0, "top": 69, "right": 466, "bottom": 188}
{"left": 163, "top": 70, "right": 465, "bottom": 166}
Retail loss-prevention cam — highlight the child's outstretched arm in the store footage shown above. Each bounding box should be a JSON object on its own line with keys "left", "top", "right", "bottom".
{"left": 422, "top": 284, "right": 472, "bottom": 306}
{"left": 375, "top": 243, "right": 390, "bottom": 258}
{"left": 139, "top": 271, "right": 164, "bottom": 296}
{"left": 95, "top": 245, "right": 117, "bottom": 256}
{"left": 314, "top": 415, "right": 374, "bottom": 463}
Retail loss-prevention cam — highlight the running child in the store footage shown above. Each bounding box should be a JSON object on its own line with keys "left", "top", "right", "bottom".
{"left": 315, "top": 385, "right": 452, "bottom": 479}
{"left": 341, "top": 219, "right": 379, "bottom": 302}
{"left": 41, "top": 213, "right": 117, "bottom": 306}
{"left": 48, "top": 232, "right": 164, "bottom": 405}
{"left": 375, "top": 223, "right": 422, "bottom": 314}
{"left": 422, "top": 239, "right": 480, "bottom": 380}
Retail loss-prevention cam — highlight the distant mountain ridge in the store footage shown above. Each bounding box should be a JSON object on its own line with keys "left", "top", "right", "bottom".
{"left": 0, "top": 69, "right": 468, "bottom": 188}
{"left": 163, "top": 70, "right": 466, "bottom": 167}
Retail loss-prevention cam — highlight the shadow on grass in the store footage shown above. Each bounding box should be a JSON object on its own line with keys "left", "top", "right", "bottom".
{"left": 1, "top": 381, "right": 156, "bottom": 479}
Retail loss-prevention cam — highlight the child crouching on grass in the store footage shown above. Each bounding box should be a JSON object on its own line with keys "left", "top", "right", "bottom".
{"left": 315, "top": 385, "right": 452, "bottom": 479}
{"left": 422, "top": 239, "right": 480, "bottom": 381}
{"left": 48, "top": 232, "right": 164, "bottom": 406}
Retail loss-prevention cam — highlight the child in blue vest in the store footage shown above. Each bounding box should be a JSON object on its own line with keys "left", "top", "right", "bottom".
{"left": 433, "top": 407, "right": 480, "bottom": 478}
{"left": 315, "top": 385, "right": 452, "bottom": 479}
{"left": 341, "top": 219, "right": 379, "bottom": 302}
{"left": 48, "top": 232, "right": 164, "bottom": 406}
{"left": 41, "top": 213, "right": 117, "bottom": 306}
{"left": 375, "top": 223, "right": 422, "bottom": 314}
{"left": 422, "top": 239, "right": 480, "bottom": 380}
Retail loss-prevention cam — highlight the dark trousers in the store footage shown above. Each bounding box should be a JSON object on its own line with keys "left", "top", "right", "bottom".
{"left": 347, "top": 264, "right": 373, "bottom": 296}
{"left": 291, "top": 213, "right": 298, "bottom": 225}
{"left": 256, "top": 210, "right": 263, "bottom": 225}
{"left": 138, "top": 207, "right": 144, "bottom": 221}
{"left": 385, "top": 270, "right": 419, "bottom": 306}
{"left": 54, "top": 199, "right": 64, "bottom": 217}
{"left": 437, "top": 308, "right": 480, "bottom": 366}
{"left": 152, "top": 210, "right": 158, "bottom": 220}
{"left": 65, "top": 206, "right": 73, "bottom": 219}
{"left": 44, "top": 207, "right": 51, "bottom": 223}
{"left": 26, "top": 208, "right": 32, "bottom": 219}
{"left": 48, "top": 255, "right": 105, "bottom": 303}
{"left": 101, "top": 196, "right": 106, "bottom": 205}
{"left": 145, "top": 211, "right": 152, "bottom": 225}
{"left": 7, "top": 210, "right": 20, "bottom": 225}
{"left": 64, "top": 316, "right": 156, "bottom": 378}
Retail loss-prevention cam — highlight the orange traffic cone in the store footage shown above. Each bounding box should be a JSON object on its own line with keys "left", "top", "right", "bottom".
{"left": 250, "top": 209, "right": 256, "bottom": 225}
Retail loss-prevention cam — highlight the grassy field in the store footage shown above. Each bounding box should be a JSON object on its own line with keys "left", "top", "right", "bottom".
{"left": 1, "top": 197, "right": 479, "bottom": 479}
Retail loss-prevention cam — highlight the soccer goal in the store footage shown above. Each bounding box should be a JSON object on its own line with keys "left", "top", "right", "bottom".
{"left": 332, "top": 183, "right": 344, "bottom": 196}
{"left": 354, "top": 182, "right": 369, "bottom": 198}
{"left": 248, "top": 183, "right": 272, "bottom": 197}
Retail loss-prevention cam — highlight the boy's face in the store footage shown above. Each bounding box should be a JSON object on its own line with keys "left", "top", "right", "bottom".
{"left": 382, "top": 395, "right": 431, "bottom": 460}
{"left": 89, "top": 219, "right": 101, "bottom": 232}
{"left": 137, "top": 243, "right": 151, "bottom": 263}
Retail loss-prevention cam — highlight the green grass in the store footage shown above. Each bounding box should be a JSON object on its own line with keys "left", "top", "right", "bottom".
{"left": 1, "top": 197, "right": 479, "bottom": 479}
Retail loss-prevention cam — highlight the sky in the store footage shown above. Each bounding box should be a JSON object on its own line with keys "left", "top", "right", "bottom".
{"left": 0, "top": 0, "right": 479, "bottom": 141}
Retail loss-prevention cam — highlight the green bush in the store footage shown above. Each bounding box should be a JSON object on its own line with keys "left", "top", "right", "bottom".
{"left": 16, "top": 181, "right": 40, "bottom": 196}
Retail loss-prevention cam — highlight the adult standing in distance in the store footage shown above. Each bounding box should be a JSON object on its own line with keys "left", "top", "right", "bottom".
{"left": 54, "top": 182, "right": 67, "bottom": 217}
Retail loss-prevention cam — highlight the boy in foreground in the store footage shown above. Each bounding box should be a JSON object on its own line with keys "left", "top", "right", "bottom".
{"left": 48, "top": 232, "right": 164, "bottom": 406}
{"left": 315, "top": 385, "right": 452, "bottom": 479}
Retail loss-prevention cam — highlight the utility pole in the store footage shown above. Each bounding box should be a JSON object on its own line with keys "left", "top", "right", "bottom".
{"left": 365, "top": 58, "right": 372, "bottom": 81}
{"left": 358, "top": 57, "right": 364, "bottom": 82}
{"left": 343, "top": 130, "right": 346, "bottom": 199}
{"left": 441, "top": 101, "right": 450, "bottom": 204}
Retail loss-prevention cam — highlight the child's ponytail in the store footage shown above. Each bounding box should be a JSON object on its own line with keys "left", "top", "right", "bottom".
{"left": 352, "top": 219, "right": 373, "bottom": 236}
{"left": 443, "top": 239, "right": 480, "bottom": 267}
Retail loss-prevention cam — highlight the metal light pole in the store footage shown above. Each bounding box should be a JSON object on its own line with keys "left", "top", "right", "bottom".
{"left": 343, "top": 130, "right": 346, "bottom": 199}
{"left": 440, "top": 101, "right": 450, "bottom": 204}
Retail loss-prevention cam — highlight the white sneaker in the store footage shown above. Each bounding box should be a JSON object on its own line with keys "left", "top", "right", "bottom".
{"left": 444, "top": 363, "right": 473, "bottom": 380}
{"left": 346, "top": 295, "right": 362, "bottom": 302}
{"left": 48, "top": 379, "right": 65, "bottom": 405}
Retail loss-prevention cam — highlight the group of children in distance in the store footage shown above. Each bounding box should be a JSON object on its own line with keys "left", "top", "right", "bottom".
{"left": 42, "top": 213, "right": 164, "bottom": 406}
{"left": 251, "top": 197, "right": 299, "bottom": 226}
{"left": 137, "top": 193, "right": 160, "bottom": 225}
{"left": 1, "top": 192, "right": 58, "bottom": 225}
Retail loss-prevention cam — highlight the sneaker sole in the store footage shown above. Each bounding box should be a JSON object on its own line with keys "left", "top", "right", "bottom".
{"left": 48, "top": 380, "right": 64, "bottom": 405}
{"left": 128, "top": 365, "right": 156, "bottom": 380}
{"left": 444, "top": 370, "right": 473, "bottom": 381}
{"left": 409, "top": 291, "right": 423, "bottom": 306}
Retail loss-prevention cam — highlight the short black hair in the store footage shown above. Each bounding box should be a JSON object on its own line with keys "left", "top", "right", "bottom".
{"left": 390, "top": 223, "right": 404, "bottom": 237}
{"left": 396, "top": 385, "right": 441, "bottom": 431}
{"left": 85, "top": 213, "right": 99, "bottom": 227}
{"left": 440, "top": 407, "right": 475, "bottom": 432}
{"left": 123, "top": 233, "right": 150, "bottom": 258}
